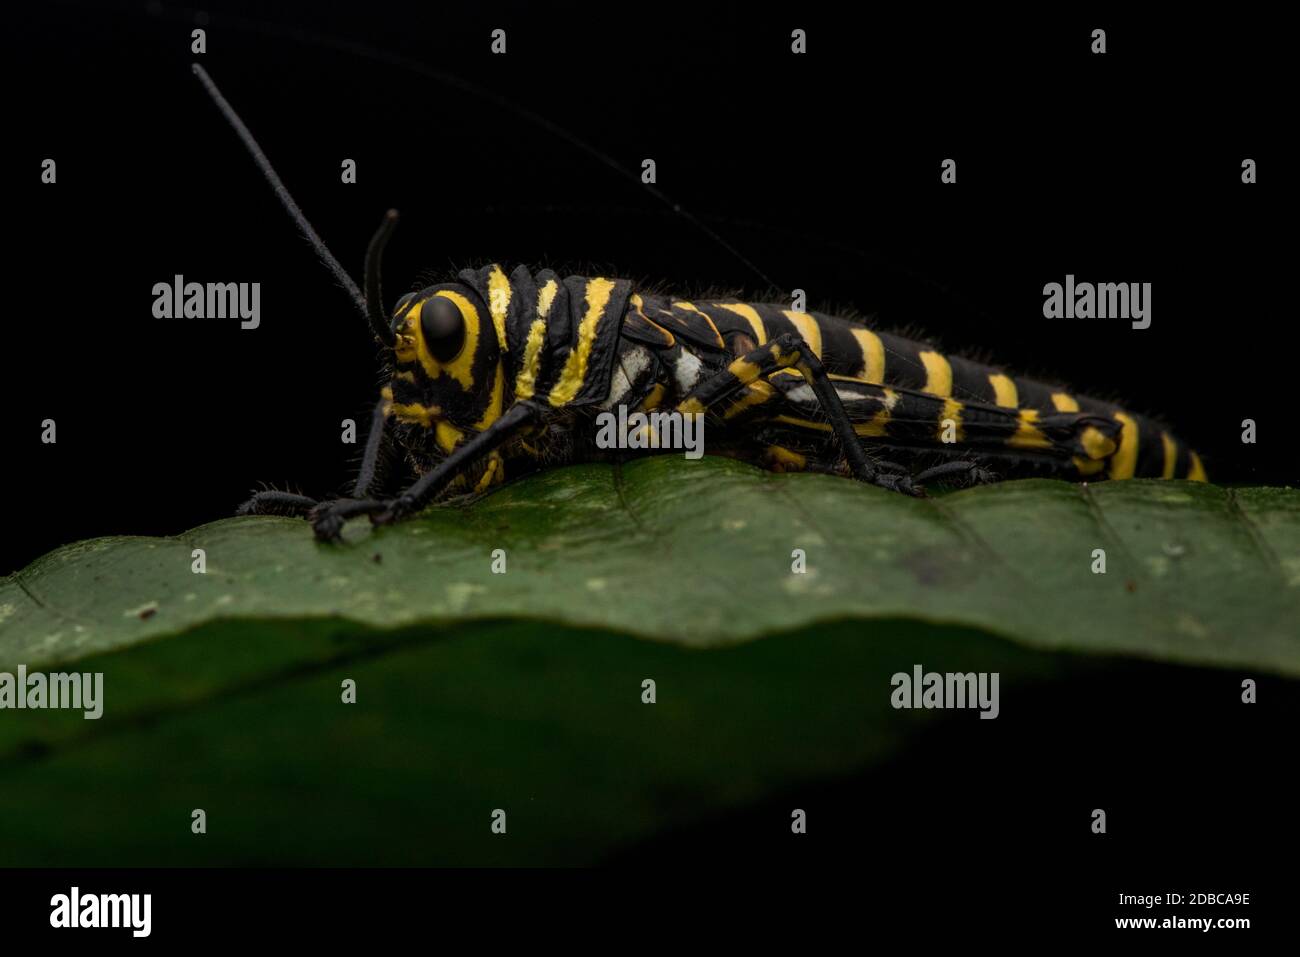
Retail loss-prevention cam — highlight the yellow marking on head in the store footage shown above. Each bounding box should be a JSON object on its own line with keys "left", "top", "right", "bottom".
{"left": 918, "top": 350, "right": 953, "bottom": 398}
{"left": 850, "top": 328, "right": 885, "bottom": 383}
{"left": 1009, "top": 408, "right": 1053, "bottom": 449}
{"left": 715, "top": 302, "right": 767, "bottom": 345}
{"left": 514, "top": 279, "right": 559, "bottom": 401}
{"left": 1160, "top": 432, "right": 1178, "bottom": 479}
{"left": 989, "top": 374, "right": 1018, "bottom": 408}
{"left": 386, "top": 378, "right": 440, "bottom": 428}
{"left": 474, "top": 363, "right": 506, "bottom": 430}
{"left": 1073, "top": 456, "right": 1106, "bottom": 476}
{"left": 549, "top": 278, "right": 616, "bottom": 406}
{"left": 390, "top": 401, "right": 442, "bottom": 428}
{"left": 487, "top": 265, "right": 511, "bottom": 350}
{"left": 435, "top": 419, "right": 464, "bottom": 453}
{"left": 1187, "top": 451, "right": 1208, "bottom": 482}
{"left": 783, "top": 310, "right": 822, "bottom": 357}
{"left": 416, "top": 290, "right": 480, "bottom": 389}
{"left": 939, "top": 398, "right": 964, "bottom": 442}
{"left": 642, "top": 383, "right": 666, "bottom": 410}
{"left": 394, "top": 337, "right": 418, "bottom": 364}
{"left": 1080, "top": 425, "right": 1118, "bottom": 460}
{"left": 395, "top": 370, "right": 417, "bottom": 383}
{"left": 763, "top": 446, "right": 807, "bottom": 472}
{"left": 1109, "top": 412, "right": 1139, "bottom": 480}
{"left": 1051, "top": 392, "right": 1080, "bottom": 412}
{"left": 723, "top": 381, "right": 777, "bottom": 419}
{"left": 393, "top": 300, "right": 423, "bottom": 364}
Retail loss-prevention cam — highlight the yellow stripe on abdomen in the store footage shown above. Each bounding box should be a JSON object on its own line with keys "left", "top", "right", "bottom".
{"left": 918, "top": 351, "right": 953, "bottom": 398}
{"left": 989, "top": 374, "right": 1018, "bottom": 408}
{"left": 715, "top": 302, "right": 767, "bottom": 346}
{"left": 1160, "top": 432, "right": 1178, "bottom": 480}
{"left": 850, "top": 328, "right": 885, "bottom": 383}
{"left": 1109, "top": 412, "right": 1139, "bottom": 480}
{"left": 784, "top": 310, "right": 822, "bottom": 357}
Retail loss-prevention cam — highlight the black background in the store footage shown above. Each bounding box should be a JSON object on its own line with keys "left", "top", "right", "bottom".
{"left": 4, "top": 1, "right": 1289, "bottom": 571}
{"left": 1, "top": 0, "right": 1293, "bottom": 926}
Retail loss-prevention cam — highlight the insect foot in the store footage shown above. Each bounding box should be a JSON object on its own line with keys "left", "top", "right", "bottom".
{"left": 309, "top": 502, "right": 349, "bottom": 542}
{"left": 876, "top": 473, "right": 922, "bottom": 496}
{"left": 371, "top": 496, "right": 416, "bottom": 528}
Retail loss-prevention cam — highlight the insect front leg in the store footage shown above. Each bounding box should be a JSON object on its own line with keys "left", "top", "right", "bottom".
{"left": 237, "top": 398, "right": 396, "bottom": 518}
{"left": 310, "top": 402, "right": 541, "bottom": 541}
{"left": 352, "top": 398, "right": 398, "bottom": 497}
{"left": 676, "top": 333, "right": 919, "bottom": 495}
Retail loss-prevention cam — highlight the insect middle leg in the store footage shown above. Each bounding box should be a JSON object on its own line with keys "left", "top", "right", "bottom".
{"left": 676, "top": 332, "right": 918, "bottom": 494}
{"left": 309, "top": 401, "right": 541, "bottom": 541}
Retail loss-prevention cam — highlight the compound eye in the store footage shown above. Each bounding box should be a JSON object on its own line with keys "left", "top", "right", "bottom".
{"left": 419, "top": 296, "right": 466, "bottom": 362}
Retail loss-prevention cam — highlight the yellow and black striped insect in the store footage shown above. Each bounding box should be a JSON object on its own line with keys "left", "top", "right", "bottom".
{"left": 195, "top": 65, "right": 1206, "bottom": 543}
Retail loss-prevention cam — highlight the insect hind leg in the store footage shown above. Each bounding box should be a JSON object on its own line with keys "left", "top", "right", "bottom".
{"left": 911, "top": 460, "right": 998, "bottom": 489}
{"left": 238, "top": 490, "right": 319, "bottom": 517}
{"left": 677, "top": 332, "right": 919, "bottom": 496}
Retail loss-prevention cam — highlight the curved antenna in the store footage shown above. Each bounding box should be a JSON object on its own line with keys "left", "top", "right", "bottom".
{"left": 171, "top": 14, "right": 780, "bottom": 294}
{"left": 191, "top": 63, "right": 391, "bottom": 347}
{"left": 364, "top": 210, "right": 400, "bottom": 347}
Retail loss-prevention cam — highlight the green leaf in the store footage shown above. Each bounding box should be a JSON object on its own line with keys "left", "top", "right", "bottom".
{"left": 0, "top": 616, "right": 1087, "bottom": 866}
{"left": 0, "top": 458, "right": 1296, "bottom": 865}
{"left": 3, "top": 457, "right": 1298, "bottom": 674}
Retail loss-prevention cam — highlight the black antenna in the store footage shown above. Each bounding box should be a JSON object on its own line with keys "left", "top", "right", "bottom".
{"left": 172, "top": 11, "right": 781, "bottom": 295}
{"left": 365, "top": 210, "right": 400, "bottom": 346}
{"left": 191, "top": 63, "right": 396, "bottom": 348}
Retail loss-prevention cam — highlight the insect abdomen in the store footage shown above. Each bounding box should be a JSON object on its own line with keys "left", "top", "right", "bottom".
{"left": 631, "top": 294, "right": 1205, "bottom": 481}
